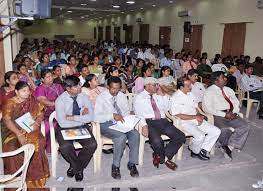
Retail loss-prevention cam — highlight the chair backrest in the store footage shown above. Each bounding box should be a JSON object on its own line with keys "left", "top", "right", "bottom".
{"left": 49, "top": 111, "right": 57, "bottom": 147}
{"left": 0, "top": 144, "right": 35, "bottom": 186}
{"left": 126, "top": 93, "right": 136, "bottom": 112}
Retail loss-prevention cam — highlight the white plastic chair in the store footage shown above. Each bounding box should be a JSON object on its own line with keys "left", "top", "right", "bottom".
{"left": 165, "top": 107, "right": 216, "bottom": 161}
{"left": 48, "top": 111, "right": 98, "bottom": 177}
{"left": 138, "top": 124, "right": 174, "bottom": 165}
{"left": 125, "top": 93, "right": 136, "bottom": 112}
{"left": 240, "top": 90, "right": 260, "bottom": 118}
{"left": 0, "top": 144, "right": 35, "bottom": 191}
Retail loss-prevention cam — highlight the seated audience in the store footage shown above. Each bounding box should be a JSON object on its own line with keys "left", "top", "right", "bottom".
{"left": 94, "top": 77, "right": 140, "bottom": 179}
{"left": 158, "top": 66, "right": 177, "bottom": 95}
{"left": 89, "top": 55, "right": 103, "bottom": 75}
{"left": 134, "top": 77, "right": 186, "bottom": 170}
{"left": 53, "top": 65, "right": 65, "bottom": 86}
{"left": 36, "top": 53, "right": 52, "bottom": 79}
{"left": 182, "top": 54, "right": 197, "bottom": 75}
{"left": 51, "top": 52, "right": 67, "bottom": 66}
{"left": 233, "top": 60, "right": 245, "bottom": 86}
{"left": 133, "top": 63, "right": 153, "bottom": 93}
{"left": 35, "top": 70, "right": 64, "bottom": 152}
{"left": 82, "top": 74, "right": 107, "bottom": 106}
{"left": 55, "top": 76, "right": 97, "bottom": 181}
{"left": 170, "top": 78, "right": 221, "bottom": 160}
{"left": 119, "top": 63, "right": 138, "bottom": 93}
{"left": 240, "top": 65, "right": 263, "bottom": 118}
{"left": 65, "top": 55, "right": 79, "bottom": 77}
{"left": 211, "top": 57, "right": 228, "bottom": 72}
{"left": 187, "top": 69, "right": 206, "bottom": 104}
{"left": 0, "top": 71, "right": 19, "bottom": 120}
{"left": 17, "top": 63, "right": 36, "bottom": 90}
{"left": 2, "top": 81, "right": 49, "bottom": 188}
{"left": 197, "top": 57, "right": 212, "bottom": 85}
{"left": 77, "top": 64, "right": 90, "bottom": 86}
{"left": 202, "top": 71, "right": 250, "bottom": 159}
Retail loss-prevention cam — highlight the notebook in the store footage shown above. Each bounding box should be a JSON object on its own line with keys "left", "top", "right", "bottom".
{"left": 109, "top": 115, "right": 141, "bottom": 133}
{"left": 15, "top": 112, "right": 35, "bottom": 133}
{"left": 61, "top": 128, "right": 91, "bottom": 140}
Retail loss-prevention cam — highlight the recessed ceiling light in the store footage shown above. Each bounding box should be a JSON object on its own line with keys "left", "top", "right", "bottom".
{"left": 140, "top": 7, "right": 143, "bottom": 10}
{"left": 80, "top": 3, "right": 87, "bottom": 6}
{"left": 121, "top": 11, "right": 125, "bottom": 14}
{"left": 81, "top": 16, "right": 85, "bottom": 19}
{"left": 152, "top": 4, "right": 156, "bottom": 7}
{"left": 126, "top": 1, "right": 135, "bottom": 4}
{"left": 113, "top": 5, "right": 120, "bottom": 8}
{"left": 169, "top": 0, "right": 174, "bottom": 3}
{"left": 89, "top": 0, "right": 96, "bottom": 1}
{"left": 131, "top": 10, "right": 134, "bottom": 12}
{"left": 67, "top": 10, "right": 72, "bottom": 13}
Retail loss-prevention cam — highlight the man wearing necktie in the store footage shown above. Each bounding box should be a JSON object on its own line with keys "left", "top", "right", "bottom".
{"left": 202, "top": 71, "right": 250, "bottom": 159}
{"left": 55, "top": 76, "right": 97, "bottom": 181}
{"left": 134, "top": 77, "right": 186, "bottom": 171}
{"left": 94, "top": 77, "right": 140, "bottom": 179}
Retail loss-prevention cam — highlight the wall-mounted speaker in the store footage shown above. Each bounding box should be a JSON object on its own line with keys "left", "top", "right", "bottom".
{"left": 123, "top": 24, "right": 127, "bottom": 30}
{"left": 184, "top": 21, "right": 192, "bottom": 33}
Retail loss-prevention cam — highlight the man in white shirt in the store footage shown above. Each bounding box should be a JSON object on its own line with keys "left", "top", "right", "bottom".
{"left": 240, "top": 65, "right": 263, "bottom": 117}
{"left": 202, "top": 71, "right": 250, "bottom": 159}
{"left": 77, "top": 64, "right": 90, "bottom": 86}
{"left": 201, "top": 52, "right": 212, "bottom": 67}
{"left": 187, "top": 69, "right": 206, "bottom": 104}
{"left": 170, "top": 78, "right": 220, "bottom": 160}
{"left": 134, "top": 77, "right": 185, "bottom": 171}
{"left": 232, "top": 60, "right": 245, "bottom": 85}
{"left": 55, "top": 76, "right": 97, "bottom": 182}
{"left": 94, "top": 76, "right": 140, "bottom": 179}
{"left": 211, "top": 58, "right": 228, "bottom": 72}
{"left": 160, "top": 50, "right": 173, "bottom": 68}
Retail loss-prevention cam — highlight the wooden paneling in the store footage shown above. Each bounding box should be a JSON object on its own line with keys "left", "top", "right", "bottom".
{"left": 221, "top": 23, "right": 246, "bottom": 57}
{"left": 139, "top": 24, "right": 149, "bottom": 43}
{"left": 183, "top": 25, "right": 203, "bottom": 54}
{"left": 114, "top": 26, "right": 121, "bottom": 42}
{"left": 159, "top": 26, "right": 171, "bottom": 47}
{"left": 98, "top": 26, "right": 103, "bottom": 40}
{"left": 105, "top": 26, "right": 111, "bottom": 41}
{"left": 125, "top": 25, "right": 133, "bottom": 43}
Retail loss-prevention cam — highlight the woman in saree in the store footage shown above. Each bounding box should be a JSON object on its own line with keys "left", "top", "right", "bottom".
{"left": 35, "top": 70, "right": 64, "bottom": 153}
{"left": 2, "top": 81, "right": 50, "bottom": 188}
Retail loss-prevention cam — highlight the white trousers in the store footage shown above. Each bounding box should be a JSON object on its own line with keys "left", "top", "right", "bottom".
{"left": 181, "top": 120, "right": 221, "bottom": 154}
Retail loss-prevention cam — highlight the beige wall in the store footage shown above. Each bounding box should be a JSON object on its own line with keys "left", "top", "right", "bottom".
{"left": 97, "top": 0, "right": 263, "bottom": 60}
{"left": 23, "top": 19, "right": 97, "bottom": 43}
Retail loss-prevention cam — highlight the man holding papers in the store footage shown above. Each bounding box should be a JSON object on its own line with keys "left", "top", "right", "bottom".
{"left": 94, "top": 76, "right": 140, "bottom": 179}
{"left": 134, "top": 77, "right": 186, "bottom": 171}
{"left": 55, "top": 75, "right": 97, "bottom": 182}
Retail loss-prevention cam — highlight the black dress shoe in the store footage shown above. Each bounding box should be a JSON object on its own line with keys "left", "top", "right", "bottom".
{"left": 102, "top": 148, "right": 114, "bottom": 154}
{"left": 127, "top": 163, "right": 139, "bottom": 177}
{"left": 67, "top": 167, "right": 75, "bottom": 178}
{"left": 190, "top": 151, "right": 209, "bottom": 160}
{"left": 200, "top": 149, "right": 210, "bottom": 160}
{"left": 222, "top": 146, "right": 233, "bottom": 159}
{"left": 75, "top": 171, "right": 84, "bottom": 182}
{"left": 111, "top": 165, "right": 121, "bottom": 179}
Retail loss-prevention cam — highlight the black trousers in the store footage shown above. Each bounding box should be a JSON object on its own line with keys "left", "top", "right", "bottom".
{"left": 55, "top": 124, "right": 97, "bottom": 173}
{"left": 146, "top": 118, "right": 186, "bottom": 162}
{"left": 250, "top": 91, "right": 263, "bottom": 109}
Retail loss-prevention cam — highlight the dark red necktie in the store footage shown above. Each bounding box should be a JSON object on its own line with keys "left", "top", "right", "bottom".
{"left": 150, "top": 95, "right": 161, "bottom": 120}
{"left": 221, "top": 88, "right": 234, "bottom": 112}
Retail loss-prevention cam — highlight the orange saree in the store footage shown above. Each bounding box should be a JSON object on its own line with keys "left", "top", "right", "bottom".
{"left": 2, "top": 96, "right": 50, "bottom": 188}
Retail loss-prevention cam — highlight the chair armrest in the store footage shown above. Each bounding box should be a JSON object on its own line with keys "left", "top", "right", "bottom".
{"left": 197, "top": 107, "right": 214, "bottom": 125}
{"left": 238, "top": 112, "right": 244, "bottom": 118}
{"left": 93, "top": 122, "right": 102, "bottom": 144}
{"left": 165, "top": 112, "right": 182, "bottom": 129}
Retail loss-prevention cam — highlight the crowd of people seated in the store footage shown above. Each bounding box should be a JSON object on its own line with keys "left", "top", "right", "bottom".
{"left": 0, "top": 37, "right": 262, "bottom": 188}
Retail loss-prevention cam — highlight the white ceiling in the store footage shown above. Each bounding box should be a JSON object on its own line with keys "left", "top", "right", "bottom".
{"left": 51, "top": 0, "right": 176, "bottom": 20}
